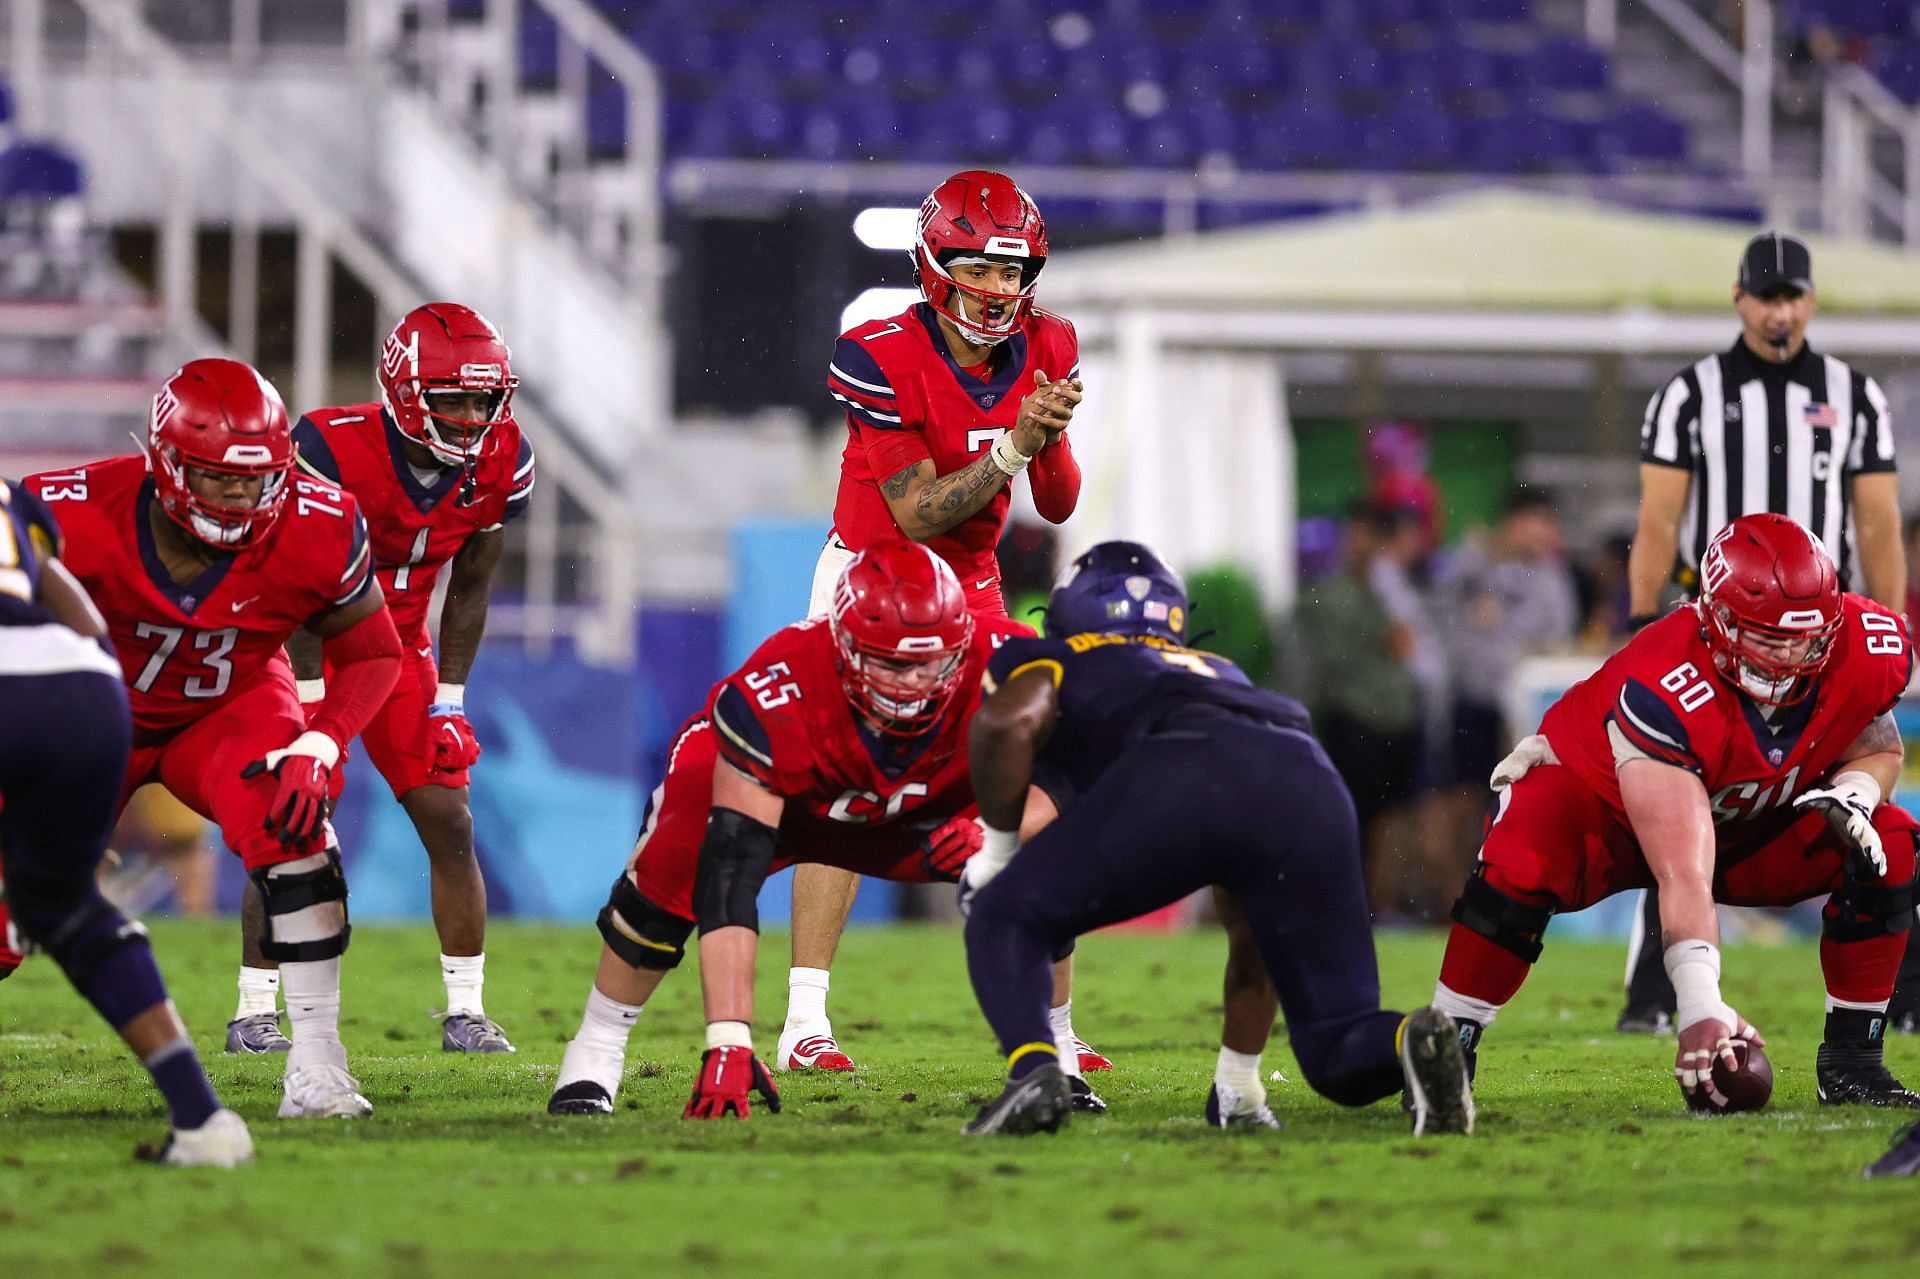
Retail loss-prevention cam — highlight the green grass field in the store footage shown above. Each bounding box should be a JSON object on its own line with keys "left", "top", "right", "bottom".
{"left": 3, "top": 920, "right": 1918, "bottom": 1277}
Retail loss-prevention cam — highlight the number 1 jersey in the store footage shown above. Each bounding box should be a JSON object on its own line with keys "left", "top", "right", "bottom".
{"left": 25, "top": 455, "right": 373, "bottom": 737}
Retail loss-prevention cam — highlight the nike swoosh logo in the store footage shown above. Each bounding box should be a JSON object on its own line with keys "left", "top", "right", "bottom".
{"left": 230, "top": 596, "right": 261, "bottom": 612}
{"left": 975, "top": 578, "right": 996, "bottom": 590}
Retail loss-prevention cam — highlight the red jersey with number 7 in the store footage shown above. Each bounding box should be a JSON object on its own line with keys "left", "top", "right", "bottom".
{"left": 705, "top": 612, "right": 1030, "bottom": 836}
{"left": 24, "top": 454, "right": 373, "bottom": 737}
{"left": 290, "top": 404, "right": 534, "bottom": 641}
{"left": 828, "top": 302, "right": 1078, "bottom": 591}
{"left": 1538, "top": 597, "right": 1912, "bottom": 852}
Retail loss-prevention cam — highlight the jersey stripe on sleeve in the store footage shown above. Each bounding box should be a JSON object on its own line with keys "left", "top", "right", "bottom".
{"left": 828, "top": 336, "right": 904, "bottom": 431}
{"left": 291, "top": 416, "right": 343, "bottom": 484}
{"left": 333, "top": 509, "right": 374, "bottom": 607}
{"left": 711, "top": 682, "right": 776, "bottom": 785}
{"left": 1608, "top": 678, "right": 1702, "bottom": 774}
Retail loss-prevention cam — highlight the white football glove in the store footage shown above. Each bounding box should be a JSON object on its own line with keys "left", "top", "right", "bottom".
{"left": 1793, "top": 772, "right": 1886, "bottom": 879}
{"left": 957, "top": 827, "right": 1020, "bottom": 918}
{"left": 1489, "top": 734, "right": 1559, "bottom": 791}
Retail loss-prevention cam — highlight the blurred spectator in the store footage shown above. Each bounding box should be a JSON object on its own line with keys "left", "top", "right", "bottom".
{"left": 1428, "top": 487, "right": 1580, "bottom": 890}
{"left": 101, "top": 784, "right": 215, "bottom": 917}
{"left": 1575, "top": 532, "right": 1635, "bottom": 651}
{"left": 1364, "top": 419, "right": 1444, "bottom": 561}
{"left": 1293, "top": 504, "right": 1423, "bottom": 913}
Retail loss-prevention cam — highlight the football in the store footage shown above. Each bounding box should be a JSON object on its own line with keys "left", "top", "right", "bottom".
{"left": 1684, "top": 1037, "right": 1775, "bottom": 1113}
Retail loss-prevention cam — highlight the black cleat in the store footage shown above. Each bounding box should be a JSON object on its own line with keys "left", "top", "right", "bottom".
{"left": 962, "top": 1064, "right": 1072, "bottom": 1136}
{"left": 1068, "top": 1074, "right": 1108, "bottom": 1115}
{"left": 547, "top": 1081, "right": 614, "bottom": 1116}
{"left": 1400, "top": 1006, "right": 1474, "bottom": 1135}
{"left": 1816, "top": 1044, "right": 1920, "bottom": 1108}
{"left": 1864, "top": 1123, "right": 1920, "bottom": 1178}
{"left": 1614, "top": 1003, "right": 1674, "bottom": 1035}
{"left": 1206, "top": 1083, "right": 1281, "bottom": 1129}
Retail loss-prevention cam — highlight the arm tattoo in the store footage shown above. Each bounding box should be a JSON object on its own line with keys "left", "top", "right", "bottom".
{"left": 881, "top": 464, "right": 917, "bottom": 501}
{"left": 899, "top": 451, "right": 1008, "bottom": 536}
{"left": 1848, "top": 711, "right": 1902, "bottom": 759}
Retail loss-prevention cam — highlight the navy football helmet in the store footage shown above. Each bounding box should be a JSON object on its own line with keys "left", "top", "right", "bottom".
{"left": 1045, "top": 541, "right": 1189, "bottom": 641}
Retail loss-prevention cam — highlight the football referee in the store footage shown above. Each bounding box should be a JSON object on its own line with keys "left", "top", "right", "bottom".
{"left": 1621, "top": 231, "right": 1915, "bottom": 1034}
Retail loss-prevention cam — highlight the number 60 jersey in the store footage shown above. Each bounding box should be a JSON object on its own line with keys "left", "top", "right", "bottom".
{"left": 26, "top": 455, "right": 373, "bottom": 737}
{"left": 1541, "top": 598, "right": 1913, "bottom": 846}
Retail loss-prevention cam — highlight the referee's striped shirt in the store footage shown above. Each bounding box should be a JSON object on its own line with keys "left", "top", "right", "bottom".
{"left": 1640, "top": 339, "right": 1895, "bottom": 588}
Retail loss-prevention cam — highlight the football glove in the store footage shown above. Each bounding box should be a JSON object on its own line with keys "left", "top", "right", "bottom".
{"left": 428, "top": 710, "right": 483, "bottom": 774}
{"left": 241, "top": 730, "right": 340, "bottom": 846}
{"left": 918, "top": 814, "right": 985, "bottom": 882}
{"left": 1793, "top": 779, "right": 1886, "bottom": 879}
{"left": 1489, "top": 734, "right": 1558, "bottom": 790}
{"left": 683, "top": 1045, "right": 782, "bottom": 1120}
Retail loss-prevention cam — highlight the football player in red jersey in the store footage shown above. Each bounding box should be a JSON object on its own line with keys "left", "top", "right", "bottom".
{"left": 222, "top": 304, "right": 535, "bottom": 1055}
{"left": 546, "top": 541, "right": 1099, "bottom": 1119}
{"left": 26, "top": 358, "right": 403, "bottom": 1120}
{"left": 787, "top": 169, "right": 1099, "bottom": 1076}
{"left": 1431, "top": 514, "right": 1920, "bottom": 1112}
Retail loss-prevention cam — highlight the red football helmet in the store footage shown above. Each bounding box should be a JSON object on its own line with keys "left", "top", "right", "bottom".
{"left": 911, "top": 170, "right": 1049, "bottom": 347}
{"left": 147, "top": 358, "right": 293, "bottom": 550}
{"left": 830, "top": 540, "right": 976, "bottom": 735}
{"left": 378, "top": 302, "right": 519, "bottom": 467}
{"left": 1696, "top": 513, "right": 1842, "bottom": 705}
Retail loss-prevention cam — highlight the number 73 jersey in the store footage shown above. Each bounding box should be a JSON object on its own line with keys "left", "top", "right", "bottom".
{"left": 1540, "top": 598, "right": 1913, "bottom": 848}
{"left": 25, "top": 455, "right": 374, "bottom": 737}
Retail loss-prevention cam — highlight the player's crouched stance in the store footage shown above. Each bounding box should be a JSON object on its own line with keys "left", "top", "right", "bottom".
{"left": 548, "top": 541, "right": 1085, "bottom": 1119}
{"left": 0, "top": 478, "right": 250, "bottom": 1166}
{"left": 26, "top": 360, "right": 402, "bottom": 1122}
{"left": 1436, "top": 515, "right": 1920, "bottom": 1112}
{"left": 957, "top": 542, "right": 1473, "bottom": 1137}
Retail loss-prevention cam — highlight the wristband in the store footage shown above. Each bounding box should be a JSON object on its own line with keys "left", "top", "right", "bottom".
{"left": 705, "top": 1020, "right": 752, "bottom": 1051}
{"left": 276, "top": 729, "right": 343, "bottom": 771}
{"left": 1830, "top": 769, "right": 1883, "bottom": 813}
{"left": 430, "top": 682, "right": 466, "bottom": 718}
{"left": 296, "top": 678, "right": 327, "bottom": 705}
{"left": 1664, "top": 940, "right": 1725, "bottom": 1032}
{"left": 989, "top": 431, "right": 1033, "bottom": 477}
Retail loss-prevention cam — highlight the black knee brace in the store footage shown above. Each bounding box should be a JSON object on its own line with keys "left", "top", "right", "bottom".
{"left": 251, "top": 851, "right": 351, "bottom": 962}
{"left": 1450, "top": 871, "right": 1553, "bottom": 962}
{"left": 1825, "top": 875, "right": 1917, "bottom": 944}
{"left": 597, "top": 875, "right": 695, "bottom": 971}
{"left": 693, "top": 808, "right": 779, "bottom": 936}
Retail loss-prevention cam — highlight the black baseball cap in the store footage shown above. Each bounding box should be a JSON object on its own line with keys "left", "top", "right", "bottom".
{"left": 1738, "top": 232, "right": 1813, "bottom": 296}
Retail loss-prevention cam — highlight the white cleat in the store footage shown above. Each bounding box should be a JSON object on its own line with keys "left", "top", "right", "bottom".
{"left": 1206, "top": 1082, "right": 1282, "bottom": 1130}
{"left": 278, "top": 1063, "right": 373, "bottom": 1119}
{"left": 151, "top": 1108, "right": 256, "bottom": 1168}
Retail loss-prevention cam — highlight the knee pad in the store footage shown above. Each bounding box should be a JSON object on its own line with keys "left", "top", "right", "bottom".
{"left": 251, "top": 850, "right": 351, "bottom": 962}
{"left": 39, "top": 891, "right": 151, "bottom": 991}
{"left": 1825, "top": 874, "right": 1917, "bottom": 944}
{"left": 1450, "top": 870, "right": 1553, "bottom": 963}
{"left": 597, "top": 874, "right": 693, "bottom": 971}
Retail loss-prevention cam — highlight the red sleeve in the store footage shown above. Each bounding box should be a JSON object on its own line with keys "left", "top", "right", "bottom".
{"left": 858, "top": 419, "right": 932, "bottom": 484}
{"left": 309, "top": 607, "right": 402, "bottom": 747}
{"left": 1027, "top": 434, "right": 1080, "bottom": 524}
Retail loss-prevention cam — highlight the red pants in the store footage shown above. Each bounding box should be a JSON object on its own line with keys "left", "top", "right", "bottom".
{"left": 122, "top": 667, "right": 322, "bottom": 871}
{"left": 1442, "top": 763, "right": 1918, "bottom": 1008}
{"left": 624, "top": 718, "right": 952, "bottom": 921}
{"left": 327, "top": 626, "right": 464, "bottom": 800}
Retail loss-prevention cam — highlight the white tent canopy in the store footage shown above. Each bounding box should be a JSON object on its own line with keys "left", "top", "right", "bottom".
{"left": 1037, "top": 192, "right": 1920, "bottom": 610}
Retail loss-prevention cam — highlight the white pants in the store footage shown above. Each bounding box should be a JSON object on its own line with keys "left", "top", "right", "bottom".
{"left": 808, "top": 533, "right": 856, "bottom": 618}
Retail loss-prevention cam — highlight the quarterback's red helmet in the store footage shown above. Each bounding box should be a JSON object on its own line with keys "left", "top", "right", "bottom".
{"left": 830, "top": 539, "right": 976, "bottom": 735}
{"left": 379, "top": 302, "right": 519, "bottom": 466}
{"left": 911, "top": 170, "right": 1048, "bottom": 347}
{"left": 147, "top": 358, "right": 293, "bottom": 550}
{"left": 1697, "top": 513, "right": 1842, "bottom": 705}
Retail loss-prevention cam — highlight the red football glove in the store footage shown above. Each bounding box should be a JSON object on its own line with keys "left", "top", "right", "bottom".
{"left": 241, "top": 730, "right": 339, "bottom": 846}
{"left": 429, "top": 711, "right": 483, "bottom": 773}
{"left": 918, "top": 814, "right": 985, "bottom": 882}
{"left": 683, "top": 1045, "right": 782, "bottom": 1120}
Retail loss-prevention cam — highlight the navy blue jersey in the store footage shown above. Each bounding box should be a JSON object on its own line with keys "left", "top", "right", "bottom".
{"left": 985, "top": 631, "right": 1312, "bottom": 809}
{"left": 0, "top": 476, "right": 62, "bottom": 627}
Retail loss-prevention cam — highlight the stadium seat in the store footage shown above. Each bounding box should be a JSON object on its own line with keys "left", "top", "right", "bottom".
{"left": 1527, "top": 36, "right": 1610, "bottom": 94}
{"left": 1601, "top": 101, "right": 1690, "bottom": 166}
{"left": 1870, "top": 39, "right": 1920, "bottom": 104}
{"left": 0, "top": 141, "right": 84, "bottom": 201}
{"left": 519, "top": 8, "right": 560, "bottom": 91}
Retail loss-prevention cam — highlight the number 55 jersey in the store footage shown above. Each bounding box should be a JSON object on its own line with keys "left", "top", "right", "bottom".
{"left": 1540, "top": 598, "right": 1912, "bottom": 855}
{"left": 25, "top": 454, "right": 373, "bottom": 738}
